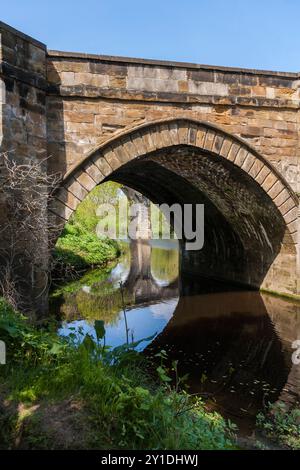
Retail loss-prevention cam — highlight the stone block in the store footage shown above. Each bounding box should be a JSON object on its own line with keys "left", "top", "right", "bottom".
{"left": 113, "top": 141, "right": 131, "bottom": 163}
{"left": 66, "top": 177, "right": 88, "bottom": 200}
{"left": 84, "top": 161, "right": 105, "bottom": 183}
{"left": 273, "top": 189, "right": 291, "bottom": 207}
{"left": 141, "top": 131, "right": 156, "bottom": 152}
{"left": 168, "top": 122, "right": 180, "bottom": 145}
{"left": 241, "top": 152, "right": 256, "bottom": 173}
{"left": 74, "top": 170, "right": 96, "bottom": 191}
{"left": 102, "top": 147, "right": 121, "bottom": 170}
{"left": 160, "top": 125, "right": 173, "bottom": 146}
{"left": 227, "top": 143, "right": 240, "bottom": 161}
{"left": 234, "top": 147, "right": 248, "bottom": 167}
{"left": 255, "top": 166, "right": 271, "bottom": 185}
{"left": 64, "top": 111, "right": 94, "bottom": 123}
{"left": 279, "top": 197, "right": 296, "bottom": 216}
{"left": 261, "top": 172, "right": 278, "bottom": 193}
{"left": 195, "top": 128, "right": 206, "bottom": 148}
{"left": 283, "top": 206, "right": 298, "bottom": 224}
{"left": 188, "top": 81, "right": 228, "bottom": 96}
{"left": 188, "top": 70, "right": 215, "bottom": 82}
{"left": 203, "top": 130, "right": 215, "bottom": 152}
{"left": 219, "top": 138, "right": 232, "bottom": 158}
{"left": 122, "top": 137, "right": 140, "bottom": 159}
{"left": 51, "top": 198, "right": 73, "bottom": 220}
{"left": 187, "top": 125, "right": 198, "bottom": 146}
{"left": 92, "top": 153, "right": 112, "bottom": 175}
{"left": 131, "top": 132, "right": 148, "bottom": 156}
{"left": 268, "top": 180, "right": 284, "bottom": 200}
{"left": 287, "top": 219, "right": 298, "bottom": 236}
{"left": 248, "top": 159, "right": 264, "bottom": 179}
{"left": 178, "top": 124, "right": 189, "bottom": 144}
{"left": 56, "top": 187, "right": 81, "bottom": 210}
{"left": 211, "top": 134, "right": 224, "bottom": 154}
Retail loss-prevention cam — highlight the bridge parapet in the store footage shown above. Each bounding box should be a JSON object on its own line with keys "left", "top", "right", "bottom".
{"left": 46, "top": 50, "right": 300, "bottom": 195}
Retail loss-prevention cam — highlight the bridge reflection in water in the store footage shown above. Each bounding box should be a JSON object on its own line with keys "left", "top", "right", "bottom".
{"left": 56, "top": 239, "right": 300, "bottom": 432}
{"left": 146, "top": 291, "right": 300, "bottom": 432}
{"left": 56, "top": 239, "right": 179, "bottom": 343}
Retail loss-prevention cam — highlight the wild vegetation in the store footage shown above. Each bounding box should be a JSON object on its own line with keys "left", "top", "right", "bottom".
{"left": 52, "top": 182, "right": 123, "bottom": 281}
{"left": 0, "top": 298, "right": 236, "bottom": 450}
{"left": 256, "top": 402, "right": 300, "bottom": 450}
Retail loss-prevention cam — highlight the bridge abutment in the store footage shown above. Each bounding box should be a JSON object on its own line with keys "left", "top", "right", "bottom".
{"left": 0, "top": 22, "right": 49, "bottom": 313}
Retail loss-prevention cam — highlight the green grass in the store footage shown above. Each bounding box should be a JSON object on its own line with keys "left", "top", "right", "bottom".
{"left": 0, "top": 298, "right": 236, "bottom": 450}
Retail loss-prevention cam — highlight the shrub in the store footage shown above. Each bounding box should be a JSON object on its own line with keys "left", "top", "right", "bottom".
{"left": 257, "top": 402, "right": 300, "bottom": 450}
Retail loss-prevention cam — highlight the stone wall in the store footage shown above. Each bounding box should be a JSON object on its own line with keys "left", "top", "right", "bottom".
{"left": 46, "top": 51, "right": 300, "bottom": 194}
{"left": 0, "top": 22, "right": 48, "bottom": 312}
{"left": 0, "top": 21, "right": 299, "bottom": 310}
{"left": 0, "top": 21, "right": 47, "bottom": 161}
{"left": 45, "top": 51, "right": 299, "bottom": 298}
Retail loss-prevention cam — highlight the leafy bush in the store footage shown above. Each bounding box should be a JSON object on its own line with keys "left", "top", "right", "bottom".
{"left": 54, "top": 229, "right": 120, "bottom": 268}
{"left": 52, "top": 182, "right": 123, "bottom": 275}
{"left": 257, "top": 402, "right": 300, "bottom": 450}
{"left": 0, "top": 298, "right": 67, "bottom": 366}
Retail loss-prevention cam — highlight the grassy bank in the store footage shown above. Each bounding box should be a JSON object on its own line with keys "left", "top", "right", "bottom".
{"left": 54, "top": 223, "right": 121, "bottom": 271}
{"left": 0, "top": 298, "right": 236, "bottom": 450}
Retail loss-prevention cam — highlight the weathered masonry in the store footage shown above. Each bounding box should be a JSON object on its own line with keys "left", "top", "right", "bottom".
{"left": 0, "top": 21, "right": 299, "bottom": 308}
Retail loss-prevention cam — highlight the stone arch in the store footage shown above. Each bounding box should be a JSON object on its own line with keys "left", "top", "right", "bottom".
{"left": 51, "top": 117, "right": 298, "bottom": 244}
{"left": 50, "top": 117, "right": 299, "bottom": 295}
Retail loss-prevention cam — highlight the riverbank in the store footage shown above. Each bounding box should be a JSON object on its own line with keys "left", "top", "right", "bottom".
{"left": 52, "top": 223, "right": 121, "bottom": 283}
{"left": 0, "top": 298, "right": 236, "bottom": 450}
{"left": 52, "top": 181, "right": 125, "bottom": 283}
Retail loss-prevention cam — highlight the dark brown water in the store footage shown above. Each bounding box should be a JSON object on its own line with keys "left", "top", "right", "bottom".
{"left": 52, "top": 239, "right": 300, "bottom": 434}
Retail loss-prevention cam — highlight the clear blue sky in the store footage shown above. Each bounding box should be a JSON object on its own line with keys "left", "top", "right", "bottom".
{"left": 1, "top": 0, "right": 299, "bottom": 72}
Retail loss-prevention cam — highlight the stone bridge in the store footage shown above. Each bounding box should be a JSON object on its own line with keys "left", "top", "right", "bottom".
{"left": 0, "top": 21, "right": 299, "bottom": 309}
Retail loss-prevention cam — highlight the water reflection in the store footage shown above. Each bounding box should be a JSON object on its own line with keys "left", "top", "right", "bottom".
{"left": 54, "top": 239, "right": 300, "bottom": 432}
{"left": 56, "top": 239, "right": 179, "bottom": 347}
{"left": 146, "top": 291, "right": 300, "bottom": 431}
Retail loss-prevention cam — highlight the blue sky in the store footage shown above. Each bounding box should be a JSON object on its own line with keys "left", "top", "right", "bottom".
{"left": 1, "top": 0, "right": 299, "bottom": 72}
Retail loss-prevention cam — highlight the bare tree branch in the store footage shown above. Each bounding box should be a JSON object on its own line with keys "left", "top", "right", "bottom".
{"left": 0, "top": 152, "right": 62, "bottom": 313}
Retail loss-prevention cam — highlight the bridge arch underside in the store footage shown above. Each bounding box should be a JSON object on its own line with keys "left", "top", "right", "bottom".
{"left": 107, "top": 146, "right": 295, "bottom": 295}
{"left": 52, "top": 121, "right": 298, "bottom": 297}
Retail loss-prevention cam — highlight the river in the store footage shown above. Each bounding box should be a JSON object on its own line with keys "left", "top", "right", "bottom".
{"left": 51, "top": 239, "right": 300, "bottom": 434}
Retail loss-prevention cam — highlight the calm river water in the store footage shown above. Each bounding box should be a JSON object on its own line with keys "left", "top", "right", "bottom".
{"left": 52, "top": 239, "right": 300, "bottom": 433}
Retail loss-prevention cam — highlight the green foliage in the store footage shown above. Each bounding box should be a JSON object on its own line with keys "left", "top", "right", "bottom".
{"left": 55, "top": 230, "right": 120, "bottom": 268}
{"left": 53, "top": 182, "right": 123, "bottom": 274}
{"left": 257, "top": 402, "right": 300, "bottom": 450}
{"left": 50, "top": 263, "right": 117, "bottom": 298}
{"left": 68, "top": 181, "right": 122, "bottom": 235}
{"left": 0, "top": 298, "right": 67, "bottom": 366}
{"left": 0, "top": 299, "right": 236, "bottom": 450}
